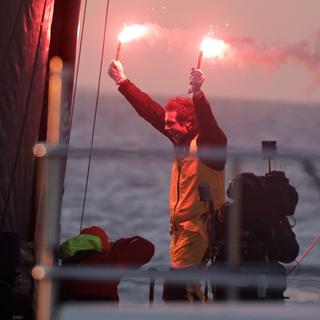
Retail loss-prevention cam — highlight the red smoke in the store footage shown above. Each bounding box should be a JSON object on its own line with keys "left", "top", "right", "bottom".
{"left": 125, "top": 23, "right": 320, "bottom": 87}
{"left": 225, "top": 34, "right": 320, "bottom": 86}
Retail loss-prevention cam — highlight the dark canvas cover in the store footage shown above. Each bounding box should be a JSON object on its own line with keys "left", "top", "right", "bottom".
{"left": 0, "top": 0, "right": 55, "bottom": 240}
{"left": 0, "top": 0, "right": 81, "bottom": 241}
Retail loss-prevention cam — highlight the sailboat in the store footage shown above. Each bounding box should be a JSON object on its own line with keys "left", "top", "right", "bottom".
{"left": 1, "top": 1, "right": 320, "bottom": 320}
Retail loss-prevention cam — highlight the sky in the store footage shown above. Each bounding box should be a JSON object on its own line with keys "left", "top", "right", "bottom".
{"left": 75, "top": 0, "right": 320, "bottom": 104}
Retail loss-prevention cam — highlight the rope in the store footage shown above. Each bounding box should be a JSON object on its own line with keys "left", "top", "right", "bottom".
{"left": 0, "top": 0, "right": 49, "bottom": 228}
{"left": 288, "top": 233, "right": 320, "bottom": 274}
{"left": 79, "top": 0, "right": 111, "bottom": 231}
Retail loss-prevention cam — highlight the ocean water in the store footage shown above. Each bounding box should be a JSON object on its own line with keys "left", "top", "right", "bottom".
{"left": 60, "top": 91, "right": 320, "bottom": 304}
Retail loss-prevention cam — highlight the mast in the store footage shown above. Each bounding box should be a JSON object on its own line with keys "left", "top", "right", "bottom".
{"left": 34, "top": 0, "right": 81, "bottom": 255}
{"left": 34, "top": 2, "right": 81, "bottom": 319}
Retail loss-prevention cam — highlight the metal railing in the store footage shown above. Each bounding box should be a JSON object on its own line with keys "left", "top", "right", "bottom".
{"left": 32, "top": 143, "right": 320, "bottom": 319}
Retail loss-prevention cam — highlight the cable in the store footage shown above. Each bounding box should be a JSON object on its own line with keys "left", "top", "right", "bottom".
{"left": 79, "top": 0, "right": 111, "bottom": 231}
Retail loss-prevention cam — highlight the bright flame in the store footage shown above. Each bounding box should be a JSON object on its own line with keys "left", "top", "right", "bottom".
{"left": 200, "top": 36, "right": 229, "bottom": 59}
{"left": 118, "top": 24, "right": 148, "bottom": 43}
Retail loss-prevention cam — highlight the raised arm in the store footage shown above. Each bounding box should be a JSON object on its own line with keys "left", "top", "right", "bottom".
{"left": 108, "top": 60, "right": 170, "bottom": 138}
{"left": 189, "top": 68, "right": 227, "bottom": 170}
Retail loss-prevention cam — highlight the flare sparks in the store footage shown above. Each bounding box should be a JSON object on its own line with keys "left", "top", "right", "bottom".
{"left": 197, "top": 36, "right": 229, "bottom": 68}
{"left": 116, "top": 24, "right": 149, "bottom": 60}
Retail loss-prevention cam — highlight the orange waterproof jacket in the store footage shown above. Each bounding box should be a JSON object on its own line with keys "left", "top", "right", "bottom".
{"left": 169, "top": 137, "right": 225, "bottom": 268}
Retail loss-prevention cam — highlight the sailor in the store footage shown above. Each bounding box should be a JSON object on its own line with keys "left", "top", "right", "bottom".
{"left": 108, "top": 61, "right": 227, "bottom": 301}
{"left": 59, "top": 225, "right": 154, "bottom": 302}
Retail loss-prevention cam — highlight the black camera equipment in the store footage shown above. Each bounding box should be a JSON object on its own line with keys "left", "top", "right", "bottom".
{"left": 198, "top": 141, "right": 299, "bottom": 300}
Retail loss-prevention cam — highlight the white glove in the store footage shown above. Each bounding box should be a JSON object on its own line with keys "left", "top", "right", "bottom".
{"left": 188, "top": 68, "right": 204, "bottom": 95}
{"left": 108, "top": 60, "right": 127, "bottom": 85}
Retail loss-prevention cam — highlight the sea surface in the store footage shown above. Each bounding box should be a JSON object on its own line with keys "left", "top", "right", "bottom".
{"left": 60, "top": 91, "right": 320, "bottom": 304}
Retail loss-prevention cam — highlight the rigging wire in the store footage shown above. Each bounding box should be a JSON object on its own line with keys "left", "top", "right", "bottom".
{"left": 64, "top": 0, "right": 88, "bottom": 230}
{"left": 68, "top": 0, "right": 88, "bottom": 138}
{"left": 79, "top": 0, "right": 111, "bottom": 231}
{"left": 0, "top": 0, "right": 49, "bottom": 228}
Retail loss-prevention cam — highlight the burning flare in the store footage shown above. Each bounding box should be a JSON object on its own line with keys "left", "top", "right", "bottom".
{"left": 200, "top": 37, "right": 229, "bottom": 59}
{"left": 118, "top": 24, "right": 148, "bottom": 43}
{"left": 116, "top": 24, "right": 149, "bottom": 60}
{"left": 197, "top": 36, "right": 229, "bottom": 68}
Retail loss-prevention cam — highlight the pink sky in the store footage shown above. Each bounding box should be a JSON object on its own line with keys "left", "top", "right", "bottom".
{"left": 76, "top": 0, "right": 320, "bottom": 104}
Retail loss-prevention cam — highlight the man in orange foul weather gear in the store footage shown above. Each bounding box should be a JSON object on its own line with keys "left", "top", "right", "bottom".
{"left": 108, "top": 61, "right": 227, "bottom": 301}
